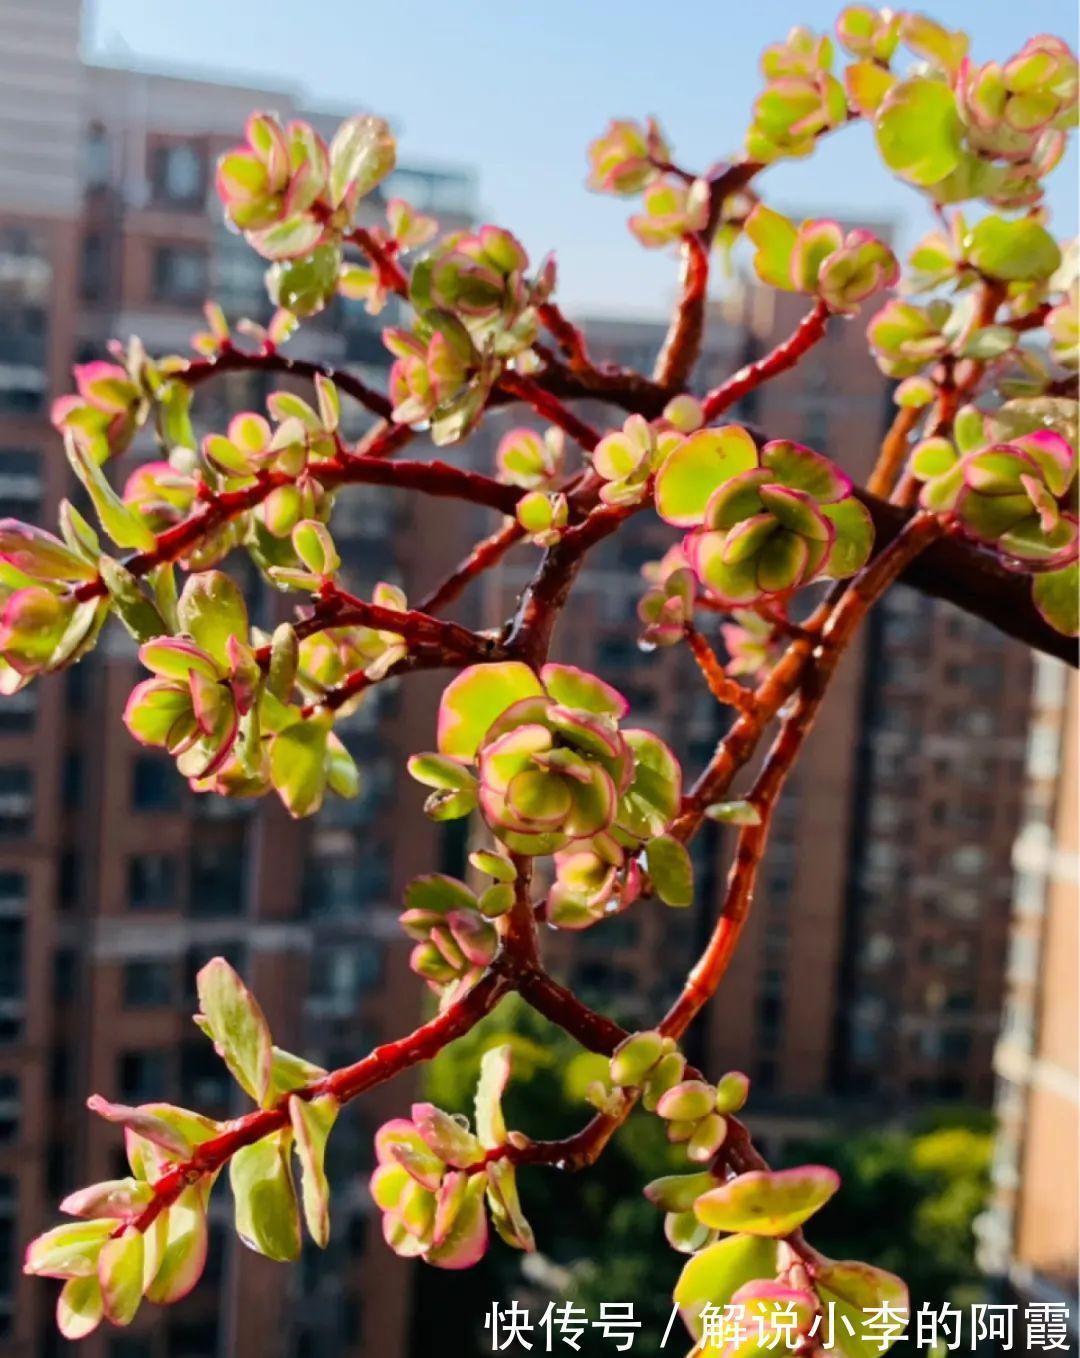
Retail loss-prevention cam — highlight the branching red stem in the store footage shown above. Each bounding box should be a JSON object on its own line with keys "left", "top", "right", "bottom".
{"left": 701, "top": 300, "right": 831, "bottom": 422}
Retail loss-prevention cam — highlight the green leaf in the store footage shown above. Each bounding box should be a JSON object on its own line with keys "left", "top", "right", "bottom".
{"left": 694, "top": 1165, "right": 840, "bottom": 1236}
{"left": 0, "top": 521, "right": 97, "bottom": 581}
{"left": 85, "top": 1096, "right": 217, "bottom": 1159}
{"left": 196, "top": 957, "right": 273, "bottom": 1106}
{"left": 673, "top": 1233, "right": 779, "bottom": 1341}
{"left": 57, "top": 1275, "right": 104, "bottom": 1340}
{"left": 875, "top": 79, "right": 963, "bottom": 187}
{"left": 437, "top": 662, "right": 545, "bottom": 760}
{"left": 816, "top": 1259, "right": 910, "bottom": 1357}
{"left": 645, "top": 834, "right": 694, "bottom": 907}
{"left": 1033, "top": 562, "right": 1079, "bottom": 637}
{"left": 469, "top": 849, "right": 517, "bottom": 882}
{"left": 99, "top": 558, "right": 167, "bottom": 642}
{"left": 25, "top": 1219, "right": 115, "bottom": 1278}
{"left": 289, "top": 1093, "right": 339, "bottom": 1248}
{"left": 266, "top": 243, "right": 342, "bottom": 318}
{"left": 820, "top": 498, "right": 875, "bottom": 578}
{"left": 59, "top": 500, "right": 104, "bottom": 565}
{"left": 268, "top": 1046, "right": 328, "bottom": 1101}
{"left": 744, "top": 205, "right": 798, "bottom": 290}
{"left": 59, "top": 1178, "right": 153, "bottom": 1221}
{"left": 644, "top": 1170, "right": 719, "bottom": 1212}
{"left": 97, "top": 1229, "right": 144, "bottom": 1327}
{"left": 763, "top": 441, "right": 849, "bottom": 500}
{"left": 486, "top": 1157, "right": 535, "bottom": 1252}
{"left": 991, "top": 398, "right": 1079, "bottom": 446}
{"left": 267, "top": 623, "right": 299, "bottom": 702}
{"left": 292, "top": 519, "right": 339, "bottom": 576}
{"left": 252, "top": 214, "right": 324, "bottom": 261}
{"left": 328, "top": 115, "right": 395, "bottom": 206}
{"left": 177, "top": 571, "right": 249, "bottom": 668}
{"left": 65, "top": 433, "right": 156, "bottom": 550}
{"left": 967, "top": 216, "right": 1062, "bottom": 282}
{"left": 655, "top": 427, "right": 760, "bottom": 527}
{"left": 269, "top": 716, "right": 331, "bottom": 818}
{"left": 475, "top": 1044, "right": 512, "bottom": 1149}
{"left": 144, "top": 1186, "right": 208, "bottom": 1305}
{"left": 704, "top": 800, "right": 762, "bottom": 825}
{"left": 541, "top": 663, "right": 627, "bottom": 716}
{"left": 230, "top": 1131, "right": 302, "bottom": 1262}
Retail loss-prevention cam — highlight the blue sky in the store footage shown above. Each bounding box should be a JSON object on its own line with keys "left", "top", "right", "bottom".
{"left": 86, "top": 1, "right": 1078, "bottom": 318}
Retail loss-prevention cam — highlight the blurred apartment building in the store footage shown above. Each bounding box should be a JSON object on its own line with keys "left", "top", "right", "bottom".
{"left": 981, "top": 661, "right": 1078, "bottom": 1351}
{"left": 0, "top": 3, "right": 1047, "bottom": 1357}
{"left": 0, "top": 4, "right": 481, "bottom": 1357}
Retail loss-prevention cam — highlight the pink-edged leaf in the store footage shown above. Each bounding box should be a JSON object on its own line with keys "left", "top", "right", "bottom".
{"left": 656, "top": 426, "right": 761, "bottom": 527}
{"left": 24, "top": 1219, "right": 115, "bottom": 1280}
{"left": 540, "top": 663, "right": 629, "bottom": 717}
{"left": 144, "top": 1186, "right": 209, "bottom": 1304}
{"left": 425, "top": 1175, "right": 489, "bottom": 1269}
{"left": 195, "top": 957, "right": 273, "bottom": 1106}
{"left": 56, "top": 1275, "right": 104, "bottom": 1340}
{"left": 60, "top": 1179, "right": 153, "bottom": 1222}
{"left": 289, "top": 1093, "right": 339, "bottom": 1248}
{"left": 437, "top": 662, "right": 545, "bottom": 760}
{"left": 475, "top": 1044, "right": 512, "bottom": 1150}
{"left": 694, "top": 1165, "right": 840, "bottom": 1236}
{"left": 97, "top": 1228, "right": 144, "bottom": 1327}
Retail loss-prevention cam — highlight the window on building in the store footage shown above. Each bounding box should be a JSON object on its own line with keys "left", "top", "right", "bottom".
{"left": 132, "top": 754, "right": 181, "bottom": 811}
{"left": 80, "top": 232, "right": 108, "bottom": 302}
{"left": 0, "top": 1076, "right": 18, "bottom": 1143}
{"left": 85, "top": 122, "right": 110, "bottom": 190}
{"left": 0, "top": 873, "right": 25, "bottom": 911}
{"left": 308, "top": 942, "right": 382, "bottom": 1015}
{"left": 128, "top": 853, "right": 180, "bottom": 909}
{"left": 118, "top": 1051, "right": 168, "bottom": 1103}
{"left": 180, "top": 1039, "right": 232, "bottom": 1112}
{"left": 0, "top": 918, "right": 22, "bottom": 1042}
{"left": 151, "top": 245, "right": 208, "bottom": 304}
{"left": 59, "top": 851, "right": 81, "bottom": 911}
{"left": 150, "top": 142, "right": 205, "bottom": 205}
{"left": 0, "top": 1174, "right": 14, "bottom": 1335}
{"left": 0, "top": 449, "right": 42, "bottom": 520}
{"left": 189, "top": 841, "right": 246, "bottom": 916}
{"left": 52, "top": 947, "right": 77, "bottom": 1006}
{"left": 950, "top": 845, "right": 987, "bottom": 876}
{"left": 108, "top": 1335, "right": 153, "bottom": 1358}
{"left": 122, "top": 960, "right": 174, "bottom": 1009}
{"left": 62, "top": 751, "right": 83, "bottom": 811}
{"left": 0, "top": 768, "right": 32, "bottom": 837}
{"left": 0, "top": 919, "right": 23, "bottom": 1002}
{"left": 0, "top": 307, "right": 47, "bottom": 415}
{"left": 303, "top": 855, "right": 390, "bottom": 917}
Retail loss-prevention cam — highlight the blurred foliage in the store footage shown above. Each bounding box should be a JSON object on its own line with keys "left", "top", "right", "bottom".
{"left": 413, "top": 997, "right": 994, "bottom": 1356}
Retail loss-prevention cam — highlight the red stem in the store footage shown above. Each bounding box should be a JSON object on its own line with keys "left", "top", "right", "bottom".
{"left": 653, "top": 234, "right": 710, "bottom": 390}
{"left": 182, "top": 342, "right": 393, "bottom": 421}
{"left": 417, "top": 519, "right": 524, "bottom": 615}
{"left": 701, "top": 300, "right": 830, "bottom": 422}
{"left": 126, "top": 971, "right": 509, "bottom": 1234}
{"left": 497, "top": 372, "right": 601, "bottom": 452}
{"left": 345, "top": 226, "right": 410, "bottom": 297}
{"left": 72, "top": 455, "right": 522, "bottom": 603}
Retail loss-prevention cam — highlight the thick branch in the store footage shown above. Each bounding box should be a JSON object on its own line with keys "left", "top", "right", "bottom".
{"left": 858, "top": 492, "right": 1078, "bottom": 667}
